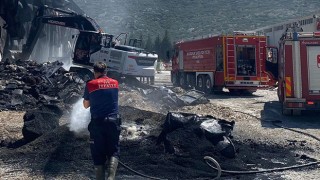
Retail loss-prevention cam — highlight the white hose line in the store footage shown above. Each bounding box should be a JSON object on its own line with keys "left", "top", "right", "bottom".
{"left": 204, "top": 113, "right": 320, "bottom": 177}
{"left": 204, "top": 155, "right": 319, "bottom": 175}
{"left": 203, "top": 156, "right": 222, "bottom": 179}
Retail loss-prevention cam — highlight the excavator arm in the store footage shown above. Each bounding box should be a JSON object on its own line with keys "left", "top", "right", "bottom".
{"left": 10, "top": 5, "right": 102, "bottom": 60}
{"left": 41, "top": 5, "right": 102, "bottom": 31}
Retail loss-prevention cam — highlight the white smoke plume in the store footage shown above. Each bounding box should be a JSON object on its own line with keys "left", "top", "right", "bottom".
{"left": 69, "top": 98, "right": 91, "bottom": 134}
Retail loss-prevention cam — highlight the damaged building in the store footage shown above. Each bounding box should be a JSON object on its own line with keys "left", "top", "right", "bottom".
{"left": 0, "top": 0, "right": 83, "bottom": 63}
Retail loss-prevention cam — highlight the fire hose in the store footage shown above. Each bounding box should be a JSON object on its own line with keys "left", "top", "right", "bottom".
{"left": 204, "top": 111, "right": 320, "bottom": 179}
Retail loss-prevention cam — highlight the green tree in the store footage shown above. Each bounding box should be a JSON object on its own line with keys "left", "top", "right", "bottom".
{"left": 160, "top": 30, "right": 173, "bottom": 62}
{"left": 139, "top": 34, "right": 144, "bottom": 48}
{"left": 144, "top": 35, "right": 153, "bottom": 52}
{"left": 123, "top": 33, "right": 134, "bottom": 45}
{"left": 153, "top": 35, "right": 161, "bottom": 56}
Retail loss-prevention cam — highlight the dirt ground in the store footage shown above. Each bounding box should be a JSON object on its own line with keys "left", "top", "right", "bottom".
{"left": 1, "top": 71, "right": 320, "bottom": 180}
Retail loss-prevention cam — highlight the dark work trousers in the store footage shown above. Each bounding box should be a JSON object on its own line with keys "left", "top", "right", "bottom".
{"left": 88, "top": 115, "right": 121, "bottom": 165}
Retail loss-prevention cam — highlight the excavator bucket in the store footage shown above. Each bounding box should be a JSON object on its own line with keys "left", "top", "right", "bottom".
{"left": 69, "top": 66, "right": 94, "bottom": 82}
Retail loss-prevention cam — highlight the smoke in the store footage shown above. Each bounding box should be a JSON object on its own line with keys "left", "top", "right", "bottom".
{"left": 69, "top": 98, "right": 91, "bottom": 134}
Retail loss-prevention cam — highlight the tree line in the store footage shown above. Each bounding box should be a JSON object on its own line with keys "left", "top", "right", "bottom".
{"left": 130, "top": 30, "right": 173, "bottom": 63}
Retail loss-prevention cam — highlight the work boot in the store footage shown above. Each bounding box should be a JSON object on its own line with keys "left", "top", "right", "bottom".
{"left": 94, "top": 165, "right": 105, "bottom": 180}
{"left": 107, "top": 156, "right": 119, "bottom": 180}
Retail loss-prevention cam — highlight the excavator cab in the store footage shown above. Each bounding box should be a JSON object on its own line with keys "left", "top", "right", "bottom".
{"left": 128, "top": 38, "right": 142, "bottom": 48}
{"left": 73, "top": 31, "right": 113, "bottom": 65}
{"left": 265, "top": 47, "right": 278, "bottom": 79}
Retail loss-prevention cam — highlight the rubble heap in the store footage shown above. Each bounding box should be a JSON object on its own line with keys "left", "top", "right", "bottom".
{"left": 0, "top": 58, "right": 211, "bottom": 143}
{"left": 0, "top": 59, "right": 85, "bottom": 111}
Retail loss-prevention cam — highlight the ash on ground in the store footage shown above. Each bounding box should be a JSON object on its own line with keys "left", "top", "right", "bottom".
{"left": 0, "top": 60, "right": 320, "bottom": 180}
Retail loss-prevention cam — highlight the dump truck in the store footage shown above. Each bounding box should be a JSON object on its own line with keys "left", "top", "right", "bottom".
{"left": 171, "top": 32, "right": 275, "bottom": 93}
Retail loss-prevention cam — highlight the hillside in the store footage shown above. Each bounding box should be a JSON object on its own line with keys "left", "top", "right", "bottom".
{"left": 73, "top": 0, "right": 320, "bottom": 41}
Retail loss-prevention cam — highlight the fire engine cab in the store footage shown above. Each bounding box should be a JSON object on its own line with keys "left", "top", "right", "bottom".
{"left": 171, "top": 31, "right": 274, "bottom": 93}
{"left": 274, "top": 31, "right": 320, "bottom": 115}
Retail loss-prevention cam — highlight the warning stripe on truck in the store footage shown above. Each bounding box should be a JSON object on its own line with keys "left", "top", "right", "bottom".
{"left": 285, "top": 77, "right": 292, "bottom": 97}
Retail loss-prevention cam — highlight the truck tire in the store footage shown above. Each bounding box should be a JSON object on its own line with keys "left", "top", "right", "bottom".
{"left": 172, "top": 72, "right": 178, "bottom": 86}
{"left": 179, "top": 73, "right": 185, "bottom": 87}
{"left": 277, "top": 85, "right": 284, "bottom": 102}
{"left": 204, "top": 75, "right": 212, "bottom": 93}
{"left": 229, "top": 89, "right": 238, "bottom": 95}
{"left": 282, "top": 109, "right": 292, "bottom": 116}
{"left": 150, "top": 76, "right": 155, "bottom": 85}
{"left": 188, "top": 74, "right": 196, "bottom": 88}
{"left": 292, "top": 109, "right": 301, "bottom": 116}
{"left": 196, "top": 75, "right": 204, "bottom": 91}
{"left": 213, "top": 87, "right": 223, "bottom": 94}
{"left": 282, "top": 104, "right": 292, "bottom": 116}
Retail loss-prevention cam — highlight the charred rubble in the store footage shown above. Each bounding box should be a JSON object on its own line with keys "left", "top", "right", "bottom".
{"left": 0, "top": 58, "right": 84, "bottom": 111}
{"left": 0, "top": 59, "right": 85, "bottom": 143}
{"left": 157, "top": 112, "right": 236, "bottom": 158}
{"left": 0, "top": 58, "right": 211, "bottom": 144}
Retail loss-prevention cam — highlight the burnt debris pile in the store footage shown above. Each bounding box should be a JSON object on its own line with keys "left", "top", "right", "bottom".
{"left": 22, "top": 104, "right": 63, "bottom": 142}
{"left": 157, "top": 112, "right": 236, "bottom": 158}
{"left": 0, "top": 59, "right": 85, "bottom": 111}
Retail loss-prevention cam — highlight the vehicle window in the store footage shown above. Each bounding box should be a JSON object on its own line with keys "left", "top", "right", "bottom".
{"left": 216, "top": 45, "right": 223, "bottom": 71}
{"left": 236, "top": 45, "right": 256, "bottom": 76}
{"left": 90, "top": 33, "right": 102, "bottom": 53}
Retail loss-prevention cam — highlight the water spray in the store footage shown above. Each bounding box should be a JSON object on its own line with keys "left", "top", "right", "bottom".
{"left": 69, "top": 98, "right": 90, "bottom": 135}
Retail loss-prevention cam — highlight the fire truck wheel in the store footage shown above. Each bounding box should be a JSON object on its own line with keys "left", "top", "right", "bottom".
{"left": 292, "top": 110, "right": 301, "bottom": 116}
{"left": 213, "top": 87, "right": 223, "bottom": 94}
{"left": 196, "top": 75, "right": 204, "bottom": 91}
{"left": 172, "top": 73, "right": 179, "bottom": 86}
{"left": 186, "top": 74, "right": 196, "bottom": 88}
{"left": 282, "top": 105, "right": 292, "bottom": 116}
{"left": 150, "top": 76, "right": 155, "bottom": 85}
{"left": 204, "top": 75, "right": 212, "bottom": 93}
{"left": 179, "top": 73, "right": 186, "bottom": 87}
{"left": 282, "top": 109, "right": 292, "bottom": 116}
{"left": 229, "top": 89, "right": 238, "bottom": 95}
{"left": 277, "top": 87, "right": 284, "bottom": 102}
{"left": 239, "top": 89, "right": 254, "bottom": 95}
{"left": 190, "top": 75, "right": 196, "bottom": 88}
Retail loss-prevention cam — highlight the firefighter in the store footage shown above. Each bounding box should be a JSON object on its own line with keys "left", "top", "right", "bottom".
{"left": 83, "top": 62, "right": 121, "bottom": 180}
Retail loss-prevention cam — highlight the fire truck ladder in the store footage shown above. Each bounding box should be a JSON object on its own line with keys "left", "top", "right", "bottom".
{"left": 258, "top": 33, "right": 265, "bottom": 84}
{"left": 226, "top": 34, "right": 236, "bottom": 81}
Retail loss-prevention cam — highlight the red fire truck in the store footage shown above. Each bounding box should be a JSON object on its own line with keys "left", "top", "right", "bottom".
{"left": 271, "top": 31, "right": 320, "bottom": 115}
{"left": 171, "top": 32, "right": 275, "bottom": 93}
